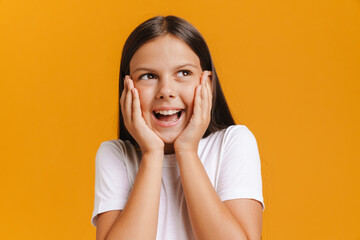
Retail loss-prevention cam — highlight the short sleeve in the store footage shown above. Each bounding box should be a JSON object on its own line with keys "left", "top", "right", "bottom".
{"left": 91, "top": 141, "right": 131, "bottom": 227}
{"left": 217, "top": 125, "right": 265, "bottom": 211}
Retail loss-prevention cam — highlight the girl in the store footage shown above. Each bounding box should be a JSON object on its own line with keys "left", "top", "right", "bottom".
{"left": 91, "top": 15, "right": 265, "bottom": 240}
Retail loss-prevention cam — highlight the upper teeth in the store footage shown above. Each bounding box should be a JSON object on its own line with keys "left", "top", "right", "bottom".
{"left": 155, "top": 110, "right": 181, "bottom": 115}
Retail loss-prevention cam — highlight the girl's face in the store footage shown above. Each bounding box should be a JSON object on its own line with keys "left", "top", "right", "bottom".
{"left": 129, "top": 34, "right": 203, "bottom": 153}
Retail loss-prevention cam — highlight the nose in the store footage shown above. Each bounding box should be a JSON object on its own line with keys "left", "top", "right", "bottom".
{"left": 156, "top": 78, "right": 177, "bottom": 100}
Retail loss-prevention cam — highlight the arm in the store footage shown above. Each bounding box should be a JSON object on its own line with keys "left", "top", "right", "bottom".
{"left": 96, "top": 76, "right": 165, "bottom": 239}
{"left": 174, "top": 72, "right": 263, "bottom": 239}
{"left": 176, "top": 151, "right": 262, "bottom": 240}
{"left": 224, "top": 199, "right": 263, "bottom": 240}
{"left": 99, "top": 151, "right": 163, "bottom": 240}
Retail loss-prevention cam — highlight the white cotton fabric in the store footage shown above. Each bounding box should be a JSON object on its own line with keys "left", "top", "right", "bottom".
{"left": 91, "top": 125, "right": 265, "bottom": 239}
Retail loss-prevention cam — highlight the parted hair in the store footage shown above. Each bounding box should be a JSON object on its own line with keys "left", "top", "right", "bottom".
{"left": 119, "top": 15, "right": 235, "bottom": 145}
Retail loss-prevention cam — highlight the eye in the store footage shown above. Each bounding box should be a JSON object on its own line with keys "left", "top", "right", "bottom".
{"left": 177, "top": 70, "right": 192, "bottom": 77}
{"left": 139, "top": 73, "right": 157, "bottom": 80}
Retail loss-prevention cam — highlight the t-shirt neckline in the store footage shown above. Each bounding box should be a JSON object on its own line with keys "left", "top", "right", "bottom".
{"left": 163, "top": 154, "right": 177, "bottom": 167}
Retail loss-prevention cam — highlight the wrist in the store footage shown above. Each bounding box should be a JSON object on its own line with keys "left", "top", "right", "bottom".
{"left": 140, "top": 150, "right": 164, "bottom": 168}
{"left": 141, "top": 149, "right": 164, "bottom": 158}
{"left": 175, "top": 150, "right": 201, "bottom": 167}
{"left": 174, "top": 142, "right": 199, "bottom": 154}
{"left": 139, "top": 143, "right": 164, "bottom": 156}
{"left": 142, "top": 147, "right": 164, "bottom": 154}
{"left": 174, "top": 148, "right": 198, "bottom": 158}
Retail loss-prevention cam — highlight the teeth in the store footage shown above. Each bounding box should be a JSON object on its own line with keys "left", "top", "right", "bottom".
{"left": 155, "top": 110, "right": 181, "bottom": 115}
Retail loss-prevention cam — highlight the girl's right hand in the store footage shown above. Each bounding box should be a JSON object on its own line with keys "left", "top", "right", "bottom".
{"left": 120, "top": 75, "right": 165, "bottom": 155}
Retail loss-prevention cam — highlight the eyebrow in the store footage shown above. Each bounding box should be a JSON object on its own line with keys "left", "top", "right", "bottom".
{"left": 132, "top": 63, "right": 199, "bottom": 74}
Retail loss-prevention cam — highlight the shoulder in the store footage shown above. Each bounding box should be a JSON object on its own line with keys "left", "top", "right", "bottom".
{"left": 96, "top": 139, "right": 125, "bottom": 159}
{"left": 199, "top": 125, "right": 259, "bottom": 163}
{"left": 222, "top": 125, "right": 258, "bottom": 149}
{"left": 95, "top": 139, "right": 139, "bottom": 166}
{"left": 224, "top": 124, "right": 253, "bottom": 134}
{"left": 204, "top": 125, "right": 257, "bottom": 147}
{"left": 204, "top": 125, "right": 260, "bottom": 167}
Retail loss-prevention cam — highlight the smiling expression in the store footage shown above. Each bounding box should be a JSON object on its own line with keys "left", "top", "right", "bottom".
{"left": 129, "top": 34, "right": 203, "bottom": 153}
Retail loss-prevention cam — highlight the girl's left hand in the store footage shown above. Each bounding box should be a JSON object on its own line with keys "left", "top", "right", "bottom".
{"left": 174, "top": 71, "right": 212, "bottom": 153}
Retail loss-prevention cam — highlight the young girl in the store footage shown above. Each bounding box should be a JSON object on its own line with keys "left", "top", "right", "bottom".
{"left": 91, "top": 15, "right": 265, "bottom": 240}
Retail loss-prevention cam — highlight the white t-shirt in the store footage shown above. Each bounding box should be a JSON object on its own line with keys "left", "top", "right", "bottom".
{"left": 91, "top": 125, "right": 265, "bottom": 239}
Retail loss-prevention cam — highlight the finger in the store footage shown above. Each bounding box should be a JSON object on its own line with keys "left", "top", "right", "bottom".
{"left": 120, "top": 75, "right": 129, "bottom": 102}
{"left": 200, "top": 71, "right": 207, "bottom": 86}
{"left": 193, "top": 85, "right": 202, "bottom": 120}
{"left": 202, "top": 71, "right": 212, "bottom": 109}
{"left": 202, "top": 71, "right": 211, "bottom": 112}
{"left": 131, "top": 88, "right": 142, "bottom": 123}
{"left": 123, "top": 76, "right": 133, "bottom": 123}
{"left": 120, "top": 90, "right": 128, "bottom": 123}
{"left": 205, "top": 72, "right": 213, "bottom": 112}
{"left": 201, "top": 73, "right": 209, "bottom": 115}
{"left": 128, "top": 78, "right": 134, "bottom": 89}
{"left": 200, "top": 71, "right": 207, "bottom": 99}
{"left": 120, "top": 81, "right": 126, "bottom": 110}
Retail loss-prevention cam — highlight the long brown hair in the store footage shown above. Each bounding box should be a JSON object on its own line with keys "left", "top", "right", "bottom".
{"left": 119, "top": 15, "right": 235, "bottom": 145}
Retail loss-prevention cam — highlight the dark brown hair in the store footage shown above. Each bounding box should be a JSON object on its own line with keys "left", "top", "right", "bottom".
{"left": 119, "top": 15, "right": 235, "bottom": 145}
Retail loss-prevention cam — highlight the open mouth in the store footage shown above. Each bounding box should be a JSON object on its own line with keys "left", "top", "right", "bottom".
{"left": 153, "top": 109, "right": 183, "bottom": 123}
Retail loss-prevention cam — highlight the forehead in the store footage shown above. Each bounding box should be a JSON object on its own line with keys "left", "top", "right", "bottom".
{"left": 129, "top": 35, "right": 201, "bottom": 72}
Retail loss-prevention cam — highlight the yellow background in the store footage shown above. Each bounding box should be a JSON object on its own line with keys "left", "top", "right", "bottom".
{"left": 1, "top": 0, "right": 359, "bottom": 239}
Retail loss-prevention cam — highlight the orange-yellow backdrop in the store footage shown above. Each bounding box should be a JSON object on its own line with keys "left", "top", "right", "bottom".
{"left": 1, "top": 0, "right": 359, "bottom": 239}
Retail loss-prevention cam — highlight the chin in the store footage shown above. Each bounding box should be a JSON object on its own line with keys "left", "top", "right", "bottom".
{"left": 160, "top": 136, "right": 177, "bottom": 144}
{"left": 159, "top": 132, "right": 180, "bottom": 144}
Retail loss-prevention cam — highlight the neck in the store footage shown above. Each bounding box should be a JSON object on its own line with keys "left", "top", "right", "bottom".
{"left": 164, "top": 143, "right": 175, "bottom": 154}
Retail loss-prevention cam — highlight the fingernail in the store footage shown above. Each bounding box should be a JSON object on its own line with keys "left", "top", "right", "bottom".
{"left": 206, "top": 71, "right": 210, "bottom": 78}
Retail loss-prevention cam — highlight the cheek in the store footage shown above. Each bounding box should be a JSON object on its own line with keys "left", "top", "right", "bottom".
{"left": 136, "top": 88, "right": 152, "bottom": 111}
{"left": 182, "top": 84, "right": 197, "bottom": 107}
